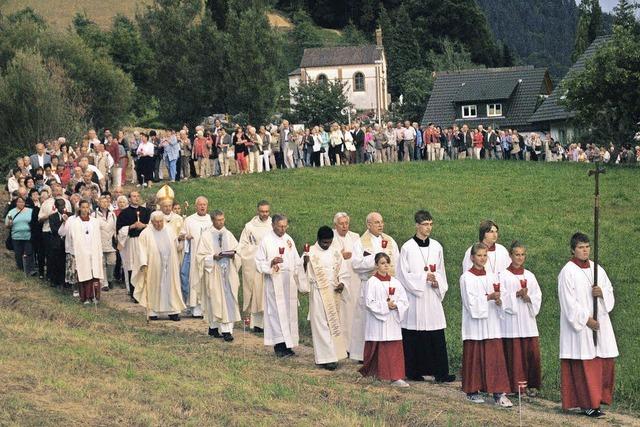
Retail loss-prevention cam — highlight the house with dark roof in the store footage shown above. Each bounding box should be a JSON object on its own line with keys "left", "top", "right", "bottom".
{"left": 421, "top": 66, "right": 552, "bottom": 131}
{"left": 530, "top": 36, "right": 612, "bottom": 144}
{"left": 288, "top": 29, "right": 389, "bottom": 119}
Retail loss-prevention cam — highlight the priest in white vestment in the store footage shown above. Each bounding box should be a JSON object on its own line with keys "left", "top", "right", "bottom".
{"left": 237, "top": 200, "right": 272, "bottom": 332}
{"left": 462, "top": 220, "right": 510, "bottom": 275}
{"left": 397, "top": 210, "right": 455, "bottom": 382}
{"left": 195, "top": 210, "right": 241, "bottom": 341}
{"left": 132, "top": 211, "right": 185, "bottom": 320}
{"left": 303, "top": 226, "right": 349, "bottom": 369}
{"left": 330, "top": 212, "right": 361, "bottom": 350}
{"left": 350, "top": 212, "right": 399, "bottom": 361}
{"left": 255, "top": 214, "right": 308, "bottom": 357}
{"left": 558, "top": 232, "right": 617, "bottom": 417}
{"left": 179, "top": 196, "right": 212, "bottom": 317}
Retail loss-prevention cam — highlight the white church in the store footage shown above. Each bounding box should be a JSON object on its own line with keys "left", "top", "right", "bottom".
{"left": 288, "top": 29, "right": 390, "bottom": 119}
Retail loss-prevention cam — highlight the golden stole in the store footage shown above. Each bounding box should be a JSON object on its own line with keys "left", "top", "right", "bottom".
{"left": 360, "top": 231, "right": 396, "bottom": 276}
{"left": 309, "top": 254, "right": 346, "bottom": 358}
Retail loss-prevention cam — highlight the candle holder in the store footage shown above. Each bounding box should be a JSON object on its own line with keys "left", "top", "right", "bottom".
{"left": 493, "top": 283, "right": 500, "bottom": 293}
{"left": 278, "top": 247, "right": 285, "bottom": 255}
{"left": 381, "top": 240, "right": 388, "bottom": 249}
{"left": 429, "top": 264, "right": 436, "bottom": 273}
{"left": 303, "top": 243, "right": 310, "bottom": 253}
{"left": 520, "top": 279, "right": 528, "bottom": 289}
{"left": 388, "top": 287, "right": 395, "bottom": 296}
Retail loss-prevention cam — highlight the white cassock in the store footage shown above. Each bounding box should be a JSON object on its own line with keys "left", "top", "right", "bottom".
{"left": 396, "top": 237, "right": 448, "bottom": 330}
{"left": 237, "top": 216, "right": 272, "bottom": 328}
{"left": 163, "top": 211, "right": 184, "bottom": 261}
{"left": 196, "top": 226, "right": 241, "bottom": 333}
{"left": 501, "top": 268, "right": 542, "bottom": 338}
{"left": 132, "top": 226, "right": 185, "bottom": 316}
{"left": 462, "top": 243, "right": 510, "bottom": 277}
{"left": 66, "top": 217, "right": 104, "bottom": 282}
{"left": 558, "top": 261, "right": 618, "bottom": 360}
{"left": 255, "top": 231, "right": 308, "bottom": 349}
{"left": 181, "top": 213, "right": 213, "bottom": 315}
{"left": 350, "top": 231, "right": 399, "bottom": 361}
{"left": 363, "top": 275, "right": 408, "bottom": 341}
{"left": 460, "top": 270, "right": 503, "bottom": 340}
{"left": 330, "top": 230, "right": 360, "bottom": 348}
{"left": 305, "top": 243, "right": 349, "bottom": 364}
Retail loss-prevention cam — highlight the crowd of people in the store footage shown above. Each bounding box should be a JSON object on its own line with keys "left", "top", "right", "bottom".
{"left": 6, "top": 121, "right": 638, "bottom": 203}
{"left": 1, "top": 125, "right": 622, "bottom": 418}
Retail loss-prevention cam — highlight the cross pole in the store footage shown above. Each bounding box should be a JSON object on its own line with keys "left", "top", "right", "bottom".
{"left": 588, "top": 163, "right": 605, "bottom": 346}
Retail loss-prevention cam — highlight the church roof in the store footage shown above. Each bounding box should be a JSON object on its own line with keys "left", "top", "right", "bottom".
{"left": 299, "top": 45, "right": 382, "bottom": 68}
{"left": 530, "top": 35, "right": 612, "bottom": 123}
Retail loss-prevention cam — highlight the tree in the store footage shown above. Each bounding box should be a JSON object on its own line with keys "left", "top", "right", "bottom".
{"left": 397, "top": 68, "right": 433, "bottom": 122}
{"left": 613, "top": 0, "right": 640, "bottom": 32}
{"left": 572, "top": 0, "right": 603, "bottom": 62}
{"left": 563, "top": 25, "right": 640, "bottom": 146}
{"left": 0, "top": 50, "right": 85, "bottom": 172}
{"left": 290, "top": 80, "right": 351, "bottom": 125}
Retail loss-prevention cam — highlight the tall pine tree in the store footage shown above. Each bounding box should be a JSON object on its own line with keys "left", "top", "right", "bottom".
{"left": 572, "top": 0, "right": 603, "bottom": 62}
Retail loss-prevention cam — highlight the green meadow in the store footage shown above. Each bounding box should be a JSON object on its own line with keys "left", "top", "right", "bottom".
{"left": 168, "top": 160, "right": 640, "bottom": 409}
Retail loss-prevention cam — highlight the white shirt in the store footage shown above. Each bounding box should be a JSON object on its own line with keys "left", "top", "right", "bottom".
{"left": 397, "top": 237, "right": 448, "bottom": 331}
{"left": 558, "top": 260, "right": 618, "bottom": 359}
{"left": 363, "top": 275, "right": 408, "bottom": 341}
{"left": 137, "top": 141, "right": 155, "bottom": 157}
{"left": 460, "top": 269, "right": 503, "bottom": 340}
{"left": 500, "top": 268, "right": 541, "bottom": 338}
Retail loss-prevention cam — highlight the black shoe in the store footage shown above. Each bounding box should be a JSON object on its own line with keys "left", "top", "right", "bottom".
{"left": 222, "top": 333, "right": 234, "bottom": 342}
{"left": 583, "top": 408, "right": 605, "bottom": 417}
{"left": 168, "top": 314, "right": 180, "bottom": 322}
{"left": 149, "top": 316, "right": 159, "bottom": 321}
{"left": 208, "top": 328, "right": 222, "bottom": 338}
{"left": 357, "top": 361, "right": 364, "bottom": 365}
{"left": 285, "top": 348, "right": 295, "bottom": 356}
{"left": 435, "top": 374, "right": 456, "bottom": 383}
{"left": 407, "top": 375, "right": 425, "bottom": 382}
{"left": 192, "top": 315, "right": 204, "bottom": 319}
{"left": 320, "top": 362, "right": 338, "bottom": 371}
{"left": 101, "top": 286, "right": 110, "bottom": 292}
{"left": 253, "top": 326, "right": 263, "bottom": 333}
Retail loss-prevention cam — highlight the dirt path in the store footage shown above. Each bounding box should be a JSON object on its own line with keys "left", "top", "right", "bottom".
{"left": 102, "top": 288, "right": 640, "bottom": 426}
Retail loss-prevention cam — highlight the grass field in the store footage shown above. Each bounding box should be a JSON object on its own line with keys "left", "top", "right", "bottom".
{"left": 163, "top": 160, "right": 640, "bottom": 410}
{"left": 1, "top": 160, "right": 639, "bottom": 425}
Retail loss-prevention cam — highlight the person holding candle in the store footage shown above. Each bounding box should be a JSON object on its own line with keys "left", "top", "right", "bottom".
{"left": 557, "top": 232, "right": 618, "bottom": 418}
{"left": 195, "top": 210, "right": 241, "bottom": 341}
{"left": 303, "top": 226, "right": 349, "bottom": 370}
{"left": 350, "top": 212, "right": 399, "bottom": 362}
{"left": 237, "top": 200, "right": 273, "bottom": 333}
{"left": 500, "top": 241, "right": 542, "bottom": 395}
{"left": 255, "top": 214, "right": 308, "bottom": 357}
{"left": 359, "top": 252, "right": 409, "bottom": 387}
{"left": 460, "top": 242, "right": 513, "bottom": 407}
{"left": 462, "top": 220, "right": 510, "bottom": 276}
{"left": 397, "top": 210, "right": 455, "bottom": 383}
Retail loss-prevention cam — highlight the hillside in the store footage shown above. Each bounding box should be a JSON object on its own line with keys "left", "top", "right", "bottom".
{"left": 2, "top": 161, "right": 640, "bottom": 425}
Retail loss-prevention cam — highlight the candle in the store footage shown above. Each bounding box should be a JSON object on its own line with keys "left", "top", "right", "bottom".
{"left": 381, "top": 240, "right": 388, "bottom": 249}
{"left": 388, "top": 287, "right": 395, "bottom": 296}
{"left": 304, "top": 243, "right": 310, "bottom": 253}
{"left": 429, "top": 264, "right": 436, "bottom": 273}
{"left": 136, "top": 211, "right": 140, "bottom": 222}
{"left": 278, "top": 247, "right": 285, "bottom": 255}
{"left": 493, "top": 283, "right": 500, "bottom": 292}
{"left": 520, "top": 279, "right": 528, "bottom": 289}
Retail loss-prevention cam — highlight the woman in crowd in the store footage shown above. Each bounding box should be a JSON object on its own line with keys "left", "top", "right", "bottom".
{"left": 5, "top": 196, "right": 35, "bottom": 274}
{"left": 233, "top": 127, "right": 249, "bottom": 174}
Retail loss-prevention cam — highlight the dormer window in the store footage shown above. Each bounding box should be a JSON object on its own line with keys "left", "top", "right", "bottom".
{"left": 487, "top": 103, "right": 503, "bottom": 117}
{"left": 317, "top": 74, "right": 328, "bottom": 84}
{"left": 462, "top": 105, "right": 477, "bottom": 118}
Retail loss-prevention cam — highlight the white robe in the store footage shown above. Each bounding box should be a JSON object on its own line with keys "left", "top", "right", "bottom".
{"left": 460, "top": 270, "right": 503, "bottom": 341}
{"left": 195, "top": 226, "right": 241, "bottom": 327}
{"left": 462, "top": 243, "right": 510, "bottom": 277}
{"left": 305, "top": 243, "right": 349, "bottom": 364}
{"left": 330, "top": 230, "right": 360, "bottom": 348}
{"left": 132, "top": 226, "right": 185, "bottom": 315}
{"left": 363, "top": 276, "right": 408, "bottom": 341}
{"left": 237, "top": 216, "right": 272, "bottom": 313}
{"left": 349, "top": 231, "right": 399, "bottom": 360}
{"left": 181, "top": 213, "right": 213, "bottom": 307}
{"left": 255, "top": 231, "right": 308, "bottom": 348}
{"left": 396, "top": 238, "right": 448, "bottom": 331}
{"left": 558, "top": 261, "right": 618, "bottom": 360}
{"left": 500, "top": 268, "right": 541, "bottom": 338}
{"left": 65, "top": 217, "right": 104, "bottom": 282}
